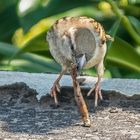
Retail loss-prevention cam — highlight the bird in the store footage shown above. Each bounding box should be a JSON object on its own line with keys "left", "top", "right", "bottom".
{"left": 46, "top": 16, "right": 113, "bottom": 127}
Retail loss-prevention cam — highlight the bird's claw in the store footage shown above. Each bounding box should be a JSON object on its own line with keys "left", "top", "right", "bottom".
{"left": 87, "top": 83, "right": 103, "bottom": 107}
{"left": 83, "top": 118, "right": 91, "bottom": 127}
{"left": 50, "top": 82, "right": 60, "bottom": 106}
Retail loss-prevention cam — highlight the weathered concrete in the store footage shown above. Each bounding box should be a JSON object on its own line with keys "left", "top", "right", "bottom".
{"left": 0, "top": 71, "right": 140, "bottom": 100}
{"left": 0, "top": 71, "right": 139, "bottom": 139}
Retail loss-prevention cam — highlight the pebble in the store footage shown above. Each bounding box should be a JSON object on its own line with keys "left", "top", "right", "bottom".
{"left": 130, "top": 134, "right": 139, "bottom": 139}
{"left": 109, "top": 107, "right": 119, "bottom": 113}
{"left": 85, "top": 134, "right": 94, "bottom": 137}
{"left": 72, "top": 138, "right": 78, "bottom": 140}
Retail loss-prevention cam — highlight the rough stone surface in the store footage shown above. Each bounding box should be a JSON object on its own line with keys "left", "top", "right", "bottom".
{"left": 0, "top": 71, "right": 139, "bottom": 139}
{"left": 0, "top": 82, "right": 139, "bottom": 139}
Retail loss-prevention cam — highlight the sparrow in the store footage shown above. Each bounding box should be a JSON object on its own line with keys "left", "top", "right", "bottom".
{"left": 47, "top": 16, "right": 113, "bottom": 127}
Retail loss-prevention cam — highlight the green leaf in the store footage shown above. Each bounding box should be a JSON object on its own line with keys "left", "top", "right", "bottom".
{"left": 0, "top": 0, "right": 18, "bottom": 11}
{"left": 107, "top": 19, "right": 121, "bottom": 49}
{"left": 128, "top": 0, "right": 140, "bottom": 4}
{"left": 106, "top": 37, "right": 140, "bottom": 72}
{"left": 108, "top": 19, "right": 121, "bottom": 36}
{"left": 12, "top": 31, "right": 50, "bottom": 57}
{"left": 11, "top": 18, "right": 54, "bottom": 60}
{"left": 0, "top": 2, "right": 20, "bottom": 41}
{"left": 128, "top": 16, "right": 140, "bottom": 35}
{"left": 0, "top": 42, "right": 60, "bottom": 72}
{"left": 18, "top": 0, "right": 94, "bottom": 31}
{"left": 9, "top": 59, "right": 55, "bottom": 72}
{"left": 83, "top": 68, "right": 112, "bottom": 78}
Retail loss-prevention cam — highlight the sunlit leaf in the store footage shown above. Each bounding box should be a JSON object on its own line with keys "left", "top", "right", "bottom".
{"left": 18, "top": 0, "right": 94, "bottom": 31}
{"left": 128, "top": 0, "right": 140, "bottom": 4}
{"left": 12, "top": 31, "right": 50, "bottom": 57}
{"left": 11, "top": 18, "right": 54, "bottom": 60}
{"left": 0, "top": 42, "right": 60, "bottom": 72}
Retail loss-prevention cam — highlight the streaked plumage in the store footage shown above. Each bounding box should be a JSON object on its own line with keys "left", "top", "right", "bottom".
{"left": 46, "top": 16, "right": 113, "bottom": 127}
{"left": 47, "top": 16, "right": 111, "bottom": 71}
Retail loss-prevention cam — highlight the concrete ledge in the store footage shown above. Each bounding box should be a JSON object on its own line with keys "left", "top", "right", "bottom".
{"left": 0, "top": 71, "right": 139, "bottom": 100}
{"left": 0, "top": 71, "right": 140, "bottom": 139}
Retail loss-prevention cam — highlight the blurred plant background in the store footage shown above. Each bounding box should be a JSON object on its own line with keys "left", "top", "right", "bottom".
{"left": 0, "top": 0, "right": 140, "bottom": 78}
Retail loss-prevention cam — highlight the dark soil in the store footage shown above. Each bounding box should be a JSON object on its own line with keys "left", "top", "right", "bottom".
{"left": 0, "top": 82, "right": 139, "bottom": 140}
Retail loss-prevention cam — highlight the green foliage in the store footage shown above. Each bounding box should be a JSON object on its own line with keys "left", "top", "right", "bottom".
{"left": 0, "top": 42, "right": 60, "bottom": 72}
{"left": 18, "top": 0, "right": 94, "bottom": 31}
{"left": 0, "top": 0, "right": 140, "bottom": 78}
{"left": 129, "top": 16, "right": 140, "bottom": 35}
{"left": 106, "top": 37, "right": 140, "bottom": 72}
{"left": 0, "top": 1, "right": 20, "bottom": 41}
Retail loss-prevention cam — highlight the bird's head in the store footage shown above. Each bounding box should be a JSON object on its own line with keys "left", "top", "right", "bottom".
{"left": 62, "top": 27, "right": 87, "bottom": 74}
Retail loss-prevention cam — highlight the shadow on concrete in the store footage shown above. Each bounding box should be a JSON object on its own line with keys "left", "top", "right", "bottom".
{"left": 0, "top": 82, "right": 139, "bottom": 135}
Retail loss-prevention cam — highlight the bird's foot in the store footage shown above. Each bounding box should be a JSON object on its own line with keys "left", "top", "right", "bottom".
{"left": 87, "top": 83, "right": 103, "bottom": 107}
{"left": 50, "top": 82, "right": 60, "bottom": 107}
{"left": 83, "top": 118, "right": 91, "bottom": 127}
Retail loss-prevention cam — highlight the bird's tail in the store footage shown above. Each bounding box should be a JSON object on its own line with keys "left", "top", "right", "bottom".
{"left": 105, "top": 34, "right": 114, "bottom": 41}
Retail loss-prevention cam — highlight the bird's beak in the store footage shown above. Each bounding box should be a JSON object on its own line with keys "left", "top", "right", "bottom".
{"left": 76, "top": 54, "right": 86, "bottom": 74}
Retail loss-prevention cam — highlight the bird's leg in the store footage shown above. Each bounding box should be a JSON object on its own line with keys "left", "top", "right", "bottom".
{"left": 51, "top": 67, "right": 67, "bottom": 106}
{"left": 87, "top": 75, "right": 102, "bottom": 107}
{"left": 87, "top": 60, "right": 104, "bottom": 107}
{"left": 71, "top": 63, "right": 91, "bottom": 127}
